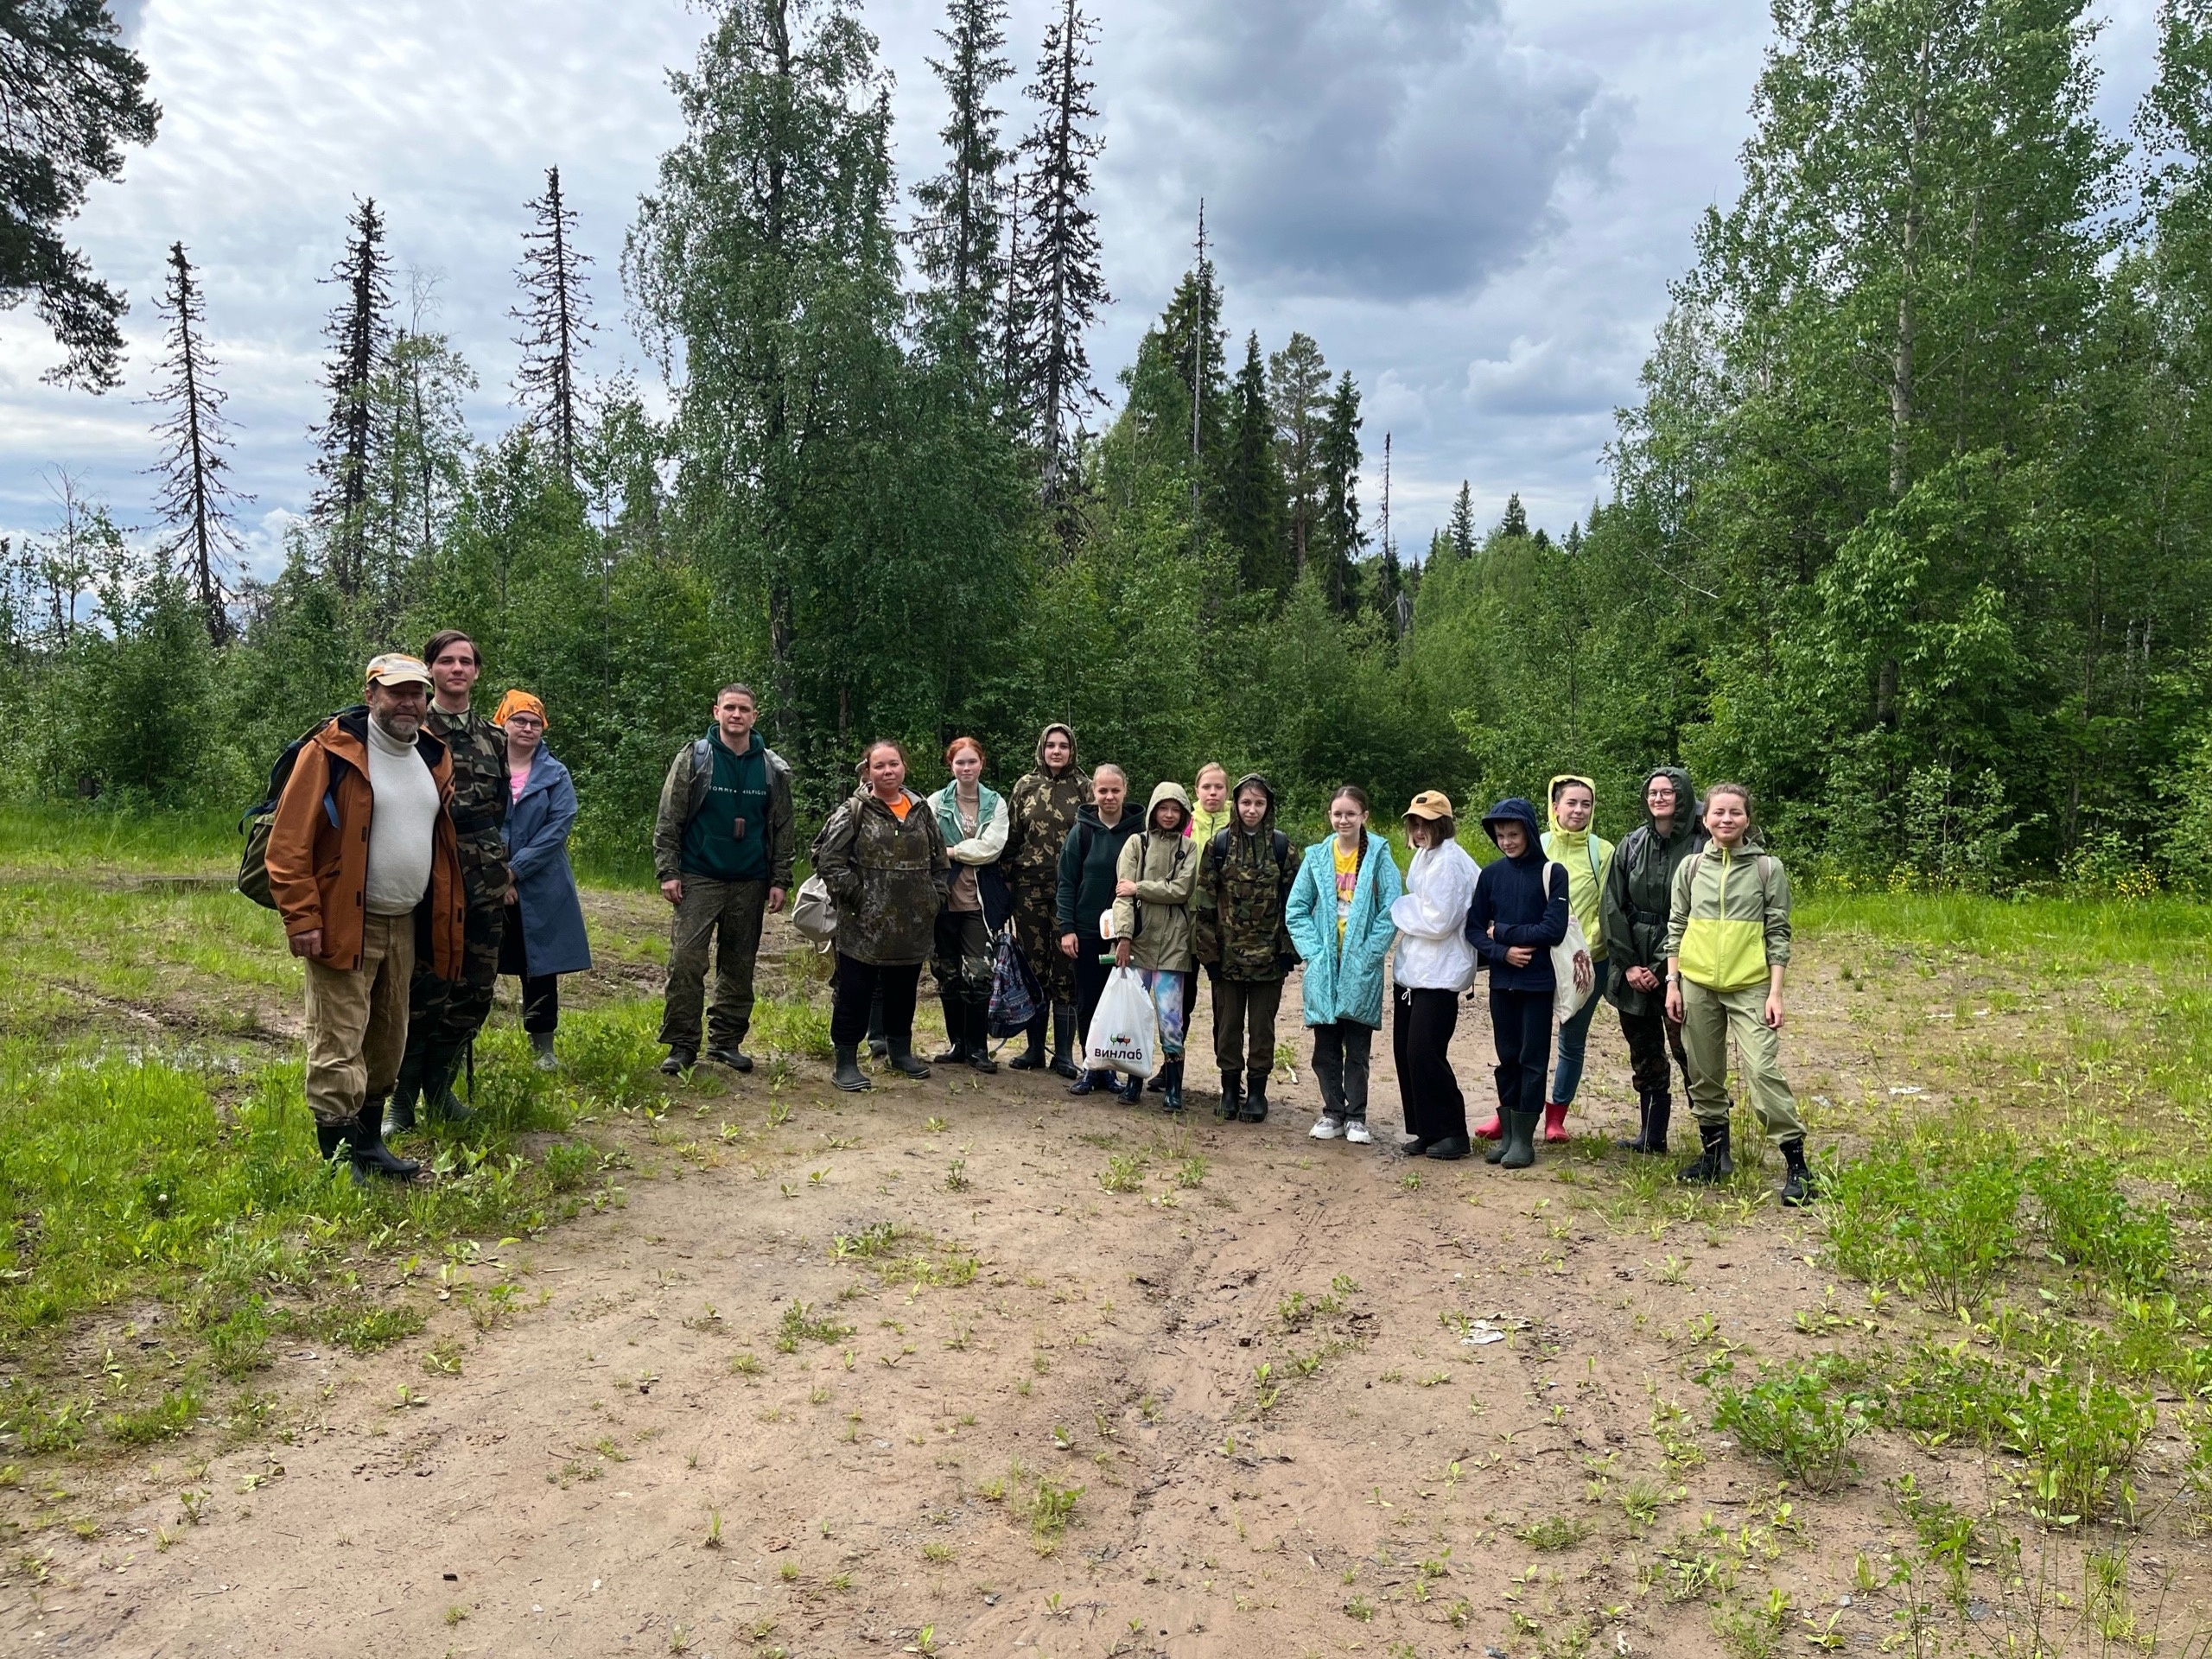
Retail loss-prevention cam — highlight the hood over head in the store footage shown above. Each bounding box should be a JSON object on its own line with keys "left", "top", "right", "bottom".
{"left": 1640, "top": 766, "right": 1697, "bottom": 836}
{"left": 1144, "top": 779, "right": 1192, "bottom": 834}
{"left": 1481, "top": 797, "right": 1543, "bottom": 858}
{"left": 1229, "top": 772, "right": 1277, "bottom": 834}
{"left": 1034, "top": 722, "right": 1078, "bottom": 775}
{"left": 1546, "top": 775, "right": 1596, "bottom": 836}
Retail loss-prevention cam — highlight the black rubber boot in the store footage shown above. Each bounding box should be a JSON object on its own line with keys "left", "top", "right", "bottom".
{"left": 1779, "top": 1136, "right": 1817, "bottom": 1207}
{"left": 964, "top": 996, "right": 998, "bottom": 1073}
{"left": 867, "top": 992, "right": 889, "bottom": 1060}
{"left": 932, "top": 990, "right": 968, "bottom": 1065}
{"left": 1241, "top": 1082, "right": 1269, "bottom": 1122}
{"left": 1048, "top": 1003, "right": 1080, "bottom": 1079}
{"left": 384, "top": 1080, "right": 418, "bottom": 1136}
{"left": 1485, "top": 1103, "right": 1512, "bottom": 1165}
{"left": 1009, "top": 1011, "right": 1048, "bottom": 1071}
{"left": 351, "top": 1101, "right": 421, "bottom": 1180}
{"left": 889, "top": 1047, "right": 931, "bottom": 1080}
{"left": 832, "top": 1044, "right": 872, "bottom": 1092}
{"left": 1217, "top": 1070, "right": 1243, "bottom": 1122}
{"left": 1147, "top": 1070, "right": 1169, "bottom": 1095}
{"left": 1157, "top": 1059, "right": 1185, "bottom": 1115}
{"left": 1499, "top": 1109, "right": 1540, "bottom": 1170}
{"left": 315, "top": 1121, "right": 366, "bottom": 1185}
{"left": 1645, "top": 1092, "right": 1672, "bottom": 1157}
{"left": 1116, "top": 1072, "right": 1144, "bottom": 1105}
{"left": 1424, "top": 1135, "right": 1471, "bottom": 1160}
{"left": 423, "top": 1060, "right": 474, "bottom": 1125}
{"left": 1678, "top": 1120, "right": 1733, "bottom": 1185}
{"left": 660, "top": 1046, "right": 696, "bottom": 1077}
{"left": 704, "top": 1044, "right": 753, "bottom": 1072}
{"left": 1616, "top": 1091, "right": 1651, "bottom": 1154}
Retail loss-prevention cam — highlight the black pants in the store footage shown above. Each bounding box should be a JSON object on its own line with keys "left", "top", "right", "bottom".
{"left": 831, "top": 955, "right": 922, "bottom": 1052}
{"left": 1618, "top": 1007, "right": 1693, "bottom": 1103}
{"left": 1490, "top": 988, "right": 1552, "bottom": 1120}
{"left": 1311, "top": 1020, "right": 1373, "bottom": 1121}
{"left": 496, "top": 911, "right": 560, "bottom": 1033}
{"left": 1212, "top": 976, "right": 1283, "bottom": 1077}
{"left": 1071, "top": 935, "right": 1114, "bottom": 1068}
{"left": 1394, "top": 985, "right": 1465, "bottom": 1141}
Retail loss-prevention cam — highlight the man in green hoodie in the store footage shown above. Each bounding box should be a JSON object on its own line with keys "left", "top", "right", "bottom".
{"left": 1598, "top": 766, "right": 1702, "bottom": 1154}
{"left": 652, "top": 684, "right": 796, "bottom": 1075}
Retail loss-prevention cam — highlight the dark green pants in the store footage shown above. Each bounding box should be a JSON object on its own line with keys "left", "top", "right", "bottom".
{"left": 659, "top": 874, "right": 770, "bottom": 1052}
{"left": 397, "top": 893, "right": 504, "bottom": 1095}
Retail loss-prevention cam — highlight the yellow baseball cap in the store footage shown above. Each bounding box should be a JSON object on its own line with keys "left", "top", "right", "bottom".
{"left": 365, "top": 652, "right": 433, "bottom": 689}
{"left": 1404, "top": 790, "right": 1455, "bottom": 821}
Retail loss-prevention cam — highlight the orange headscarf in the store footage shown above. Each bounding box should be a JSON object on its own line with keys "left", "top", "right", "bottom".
{"left": 494, "top": 689, "right": 546, "bottom": 728}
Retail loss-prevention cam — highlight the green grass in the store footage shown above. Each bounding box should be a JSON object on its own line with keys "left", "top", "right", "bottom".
{"left": 0, "top": 804, "right": 237, "bottom": 874}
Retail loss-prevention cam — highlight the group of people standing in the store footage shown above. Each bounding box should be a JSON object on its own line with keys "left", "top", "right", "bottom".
{"left": 271, "top": 672, "right": 1812, "bottom": 1208}
{"left": 264, "top": 638, "right": 592, "bottom": 1182}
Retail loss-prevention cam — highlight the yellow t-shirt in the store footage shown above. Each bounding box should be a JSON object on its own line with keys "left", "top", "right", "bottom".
{"left": 1333, "top": 842, "right": 1359, "bottom": 942}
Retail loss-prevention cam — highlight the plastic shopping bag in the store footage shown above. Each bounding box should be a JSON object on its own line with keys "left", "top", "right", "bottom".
{"left": 986, "top": 930, "right": 1044, "bottom": 1039}
{"left": 1083, "top": 965, "right": 1160, "bottom": 1079}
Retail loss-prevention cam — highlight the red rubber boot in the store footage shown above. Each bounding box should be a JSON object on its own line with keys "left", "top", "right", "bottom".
{"left": 1473, "top": 1114, "right": 1503, "bottom": 1141}
{"left": 1541, "top": 1101, "right": 1571, "bottom": 1143}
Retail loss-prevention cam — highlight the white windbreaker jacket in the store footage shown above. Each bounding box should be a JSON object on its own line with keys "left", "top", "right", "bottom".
{"left": 1389, "top": 839, "right": 1478, "bottom": 992}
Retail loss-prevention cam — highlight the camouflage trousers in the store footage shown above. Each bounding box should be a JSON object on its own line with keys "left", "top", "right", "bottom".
{"left": 1011, "top": 879, "right": 1073, "bottom": 1007}
{"left": 397, "top": 893, "right": 505, "bottom": 1100}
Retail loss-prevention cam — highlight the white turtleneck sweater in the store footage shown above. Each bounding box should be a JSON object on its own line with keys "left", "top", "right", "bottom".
{"left": 365, "top": 715, "right": 439, "bottom": 916}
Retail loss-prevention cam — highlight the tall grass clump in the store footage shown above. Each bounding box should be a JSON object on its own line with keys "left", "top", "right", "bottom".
{"left": 1824, "top": 1131, "right": 2023, "bottom": 1314}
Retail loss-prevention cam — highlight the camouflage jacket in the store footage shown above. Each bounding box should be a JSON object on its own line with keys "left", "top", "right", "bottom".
{"left": 1002, "top": 766, "right": 1090, "bottom": 892}
{"left": 811, "top": 787, "right": 950, "bottom": 967}
{"left": 427, "top": 704, "right": 511, "bottom": 904}
{"left": 1192, "top": 778, "right": 1296, "bottom": 982}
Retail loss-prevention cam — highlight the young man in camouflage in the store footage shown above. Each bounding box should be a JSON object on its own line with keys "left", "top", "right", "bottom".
{"left": 653, "top": 684, "right": 795, "bottom": 1075}
{"left": 389, "top": 630, "right": 511, "bottom": 1132}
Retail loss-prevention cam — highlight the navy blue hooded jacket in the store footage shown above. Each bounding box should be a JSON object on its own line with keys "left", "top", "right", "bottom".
{"left": 1465, "top": 797, "right": 1570, "bottom": 993}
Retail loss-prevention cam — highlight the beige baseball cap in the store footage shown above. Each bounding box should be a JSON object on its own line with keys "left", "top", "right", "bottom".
{"left": 365, "top": 652, "right": 433, "bottom": 689}
{"left": 1404, "top": 790, "right": 1455, "bottom": 821}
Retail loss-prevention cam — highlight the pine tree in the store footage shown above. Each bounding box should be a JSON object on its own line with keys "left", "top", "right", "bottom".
{"left": 0, "top": 0, "right": 160, "bottom": 391}
{"left": 144, "top": 241, "right": 248, "bottom": 644}
{"left": 913, "top": 0, "right": 1012, "bottom": 372}
{"left": 512, "top": 165, "right": 594, "bottom": 484}
{"left": 1222, "top": 331, "right": 1286, "bottom": 594}
{"left": 1015, "top": 0, "right": 1107, "bottom": 501}
{"left": 311, "top": 198, "right": 393, "bottom": 597}
{"left": 1500, "top": 492, "right": 1529, "bottom": 538}
{"left": 1313, "top": 372, "right": 1364, "bottom": 614}
{"left": 1268, "top": 331, "right": 1331, "bottom": 578}
{"left": 1447, "top": 480, "right": 1476, "bottom": 560}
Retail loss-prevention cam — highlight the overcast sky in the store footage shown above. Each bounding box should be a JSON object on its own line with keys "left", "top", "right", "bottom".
{"left": 0, "top": 0, "right": 2161, "bottom": 573}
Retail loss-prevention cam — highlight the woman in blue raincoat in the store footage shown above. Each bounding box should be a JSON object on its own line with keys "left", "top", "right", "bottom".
{"left": 495, "top": 690, "right": 593, "bottom": 1069}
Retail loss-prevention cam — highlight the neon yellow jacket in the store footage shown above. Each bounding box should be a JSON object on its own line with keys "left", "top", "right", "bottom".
{"left": 1186, "top": 801, "right": 1233, "bottom": 851}
{"left": 1662, "top": 843, "right": 1792, "bottom": 993}
{"left": 1541, "top": 775, "right": 1613, "bottom": 962}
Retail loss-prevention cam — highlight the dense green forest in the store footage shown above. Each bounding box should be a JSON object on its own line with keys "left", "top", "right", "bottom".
{"left": 5, "top": 0, "right": 2212, "bottom": 893}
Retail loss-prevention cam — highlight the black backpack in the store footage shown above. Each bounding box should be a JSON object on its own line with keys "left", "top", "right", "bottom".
{"left": 237, "top": 707, "right": 363, "bottom": 907}
{"left": 1208, "top": 824, "right": 1292, "bottom": 880}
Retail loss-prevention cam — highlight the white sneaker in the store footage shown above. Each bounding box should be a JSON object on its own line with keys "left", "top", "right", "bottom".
{"left": 1309, "top": 1116, "right": 1345, "bottom": 1140}
{"left": 1344, "top": 1120, "right": 1373, "bottom": 1146}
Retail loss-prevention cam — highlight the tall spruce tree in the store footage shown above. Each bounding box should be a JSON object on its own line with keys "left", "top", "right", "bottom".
{"left": 1313, "top": 372, "right": 1364, "bottom": 614}
{"left": 512, "top": 165, "right": 594, "bottom": 484}
{"left": 1499, "top": 492, "right": 1529, "bottom": 538}
{"left": 1014, "top": 0, "right": 1107, "bottom": 502}
{"left": 311, "top": 198, "right": 393, "bottom": 597}
{"left": 1222, "top": 332, "right": 1287, "bottom": 594}
{"left": 1268, "top": 331, "right": 1330, "bottom": 579}
{"left": 1446, "top": 480, "right": 1476, "bottom": 560}
{"left": 0, "top": 0, "right": 160, "bottom": 391}
{"left": 144, "top": 241, "right": 247, "bottom": 644}
{"left": 913, "top": 0, "right": 1012, "bottom": 373}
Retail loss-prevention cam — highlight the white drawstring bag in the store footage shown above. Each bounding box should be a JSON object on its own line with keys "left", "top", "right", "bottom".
{"left": 1083, "top": 966, "right": 1160, "bottom": 1079}
{"left": 1544, "top": 861, "right": 1596, "bottom": 1026}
